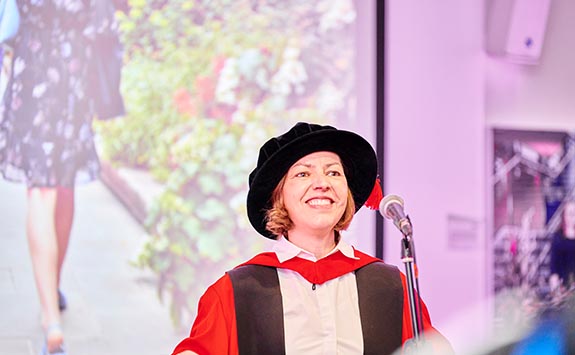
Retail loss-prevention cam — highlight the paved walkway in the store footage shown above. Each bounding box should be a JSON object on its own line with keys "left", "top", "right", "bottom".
{"left": 0, "top": 179, "right": 183, "bottom": 355}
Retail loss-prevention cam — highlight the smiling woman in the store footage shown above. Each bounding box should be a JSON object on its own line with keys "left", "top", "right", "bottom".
{"left": 171, "top": 122, "right": 452, "bottom": 355}
{"left": 266, "top": 152, "right": 355, "bottom": 250}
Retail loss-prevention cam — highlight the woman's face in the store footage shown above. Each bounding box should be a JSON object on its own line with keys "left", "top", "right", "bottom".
{"left": 281, "top": 151, "right": 348, "bottom": 235}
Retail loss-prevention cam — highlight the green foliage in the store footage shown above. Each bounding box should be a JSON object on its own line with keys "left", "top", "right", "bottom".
{"left": 96, "top": 0, "right": 357, "bottom": 328}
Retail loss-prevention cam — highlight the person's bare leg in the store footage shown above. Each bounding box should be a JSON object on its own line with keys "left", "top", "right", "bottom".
{"left": 27, "top": 187, "right": 63, "bottom": 351}
{"left": 55, "top": 187, "right": 74, "bottom": 285}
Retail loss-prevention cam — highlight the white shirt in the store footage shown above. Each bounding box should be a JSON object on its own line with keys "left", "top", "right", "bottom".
{"left": 271, "top": 236, "right": 364, "bottom": 355}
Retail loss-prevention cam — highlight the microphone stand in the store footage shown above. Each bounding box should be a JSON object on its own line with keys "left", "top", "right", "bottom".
{"left": 398, "top": 215, "right": 424, "bottom": 351}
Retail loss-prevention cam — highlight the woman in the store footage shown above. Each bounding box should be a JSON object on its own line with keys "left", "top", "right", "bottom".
{"left": 0, "top": 1, "right": 119, "bottom": 354}
{"left": 172, "top": 122, "right": 449, "bottom": 355}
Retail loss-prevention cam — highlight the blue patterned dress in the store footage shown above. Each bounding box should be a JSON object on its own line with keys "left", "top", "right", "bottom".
{"left": 0, "top": 0, "right": 101, "bottom": 187}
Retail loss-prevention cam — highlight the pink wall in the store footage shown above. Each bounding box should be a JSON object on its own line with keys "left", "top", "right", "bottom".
{"left": 386, "top": 0, "right": 575, "bottom": 352}
{"left": 385, "top": 0, "right": 488, "bottom": 351}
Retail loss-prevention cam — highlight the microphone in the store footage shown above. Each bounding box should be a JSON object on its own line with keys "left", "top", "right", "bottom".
{"left": 379, "top": 194, "right": 413, "bottom": 237}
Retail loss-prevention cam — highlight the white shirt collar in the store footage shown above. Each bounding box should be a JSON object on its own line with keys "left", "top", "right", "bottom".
{"left": 272, "top": 235, "right": 360, "bottom": 263}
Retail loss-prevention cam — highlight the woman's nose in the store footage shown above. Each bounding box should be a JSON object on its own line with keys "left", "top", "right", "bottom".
{"left": 312, "top": 174, "right": 330, "bottom": 190}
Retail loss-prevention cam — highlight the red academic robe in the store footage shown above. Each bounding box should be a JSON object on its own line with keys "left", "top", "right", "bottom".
{"left": 172, "top": 250, "right": 439, "bottom": 355}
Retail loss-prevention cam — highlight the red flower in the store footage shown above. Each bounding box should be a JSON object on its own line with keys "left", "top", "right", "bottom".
{"left": 195, "top": 75, "right": 215, "bottom": 103}
{"left": 207, "top": 104, "right": 235, "bottom": 125}
{"left": 212, "top": 56, "right": 226, "bottom": 74}
{"left": 260, "top": 47, "right": 271, "bottom": 56}
{"left": 173, "top": 88, "right": 196, "bottom": 117}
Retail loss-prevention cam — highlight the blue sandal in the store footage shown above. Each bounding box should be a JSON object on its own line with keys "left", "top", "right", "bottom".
{"left": 40, "top": 344, "right": 67, "bottom": 355}
{"left": 58, "top": 290, "right": 67, "bottom": 312}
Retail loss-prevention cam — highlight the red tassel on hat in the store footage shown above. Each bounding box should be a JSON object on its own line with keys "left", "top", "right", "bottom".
{"left": 364, "top": 177, "right": 383, "bottom": 210}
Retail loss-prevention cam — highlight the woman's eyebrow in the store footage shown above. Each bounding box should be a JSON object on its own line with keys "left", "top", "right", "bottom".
{"left": 325, "top": 162, "right": 342, "bottom": 168}
{"left": 292, "top": 162, "right": 342, "bottom": 169}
